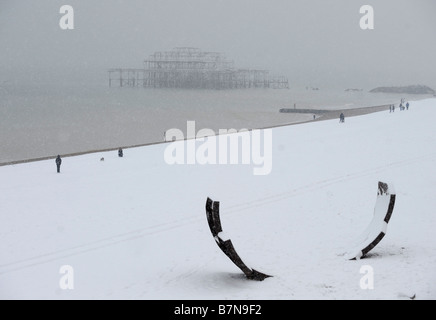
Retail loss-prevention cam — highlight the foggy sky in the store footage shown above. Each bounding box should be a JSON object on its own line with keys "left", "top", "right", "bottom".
{"left": 0, "top": 0, "right": 435, "bottom": 89}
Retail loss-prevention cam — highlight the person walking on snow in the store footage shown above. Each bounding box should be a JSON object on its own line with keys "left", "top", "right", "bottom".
{"left": 406, "top": 102, "right": 410, "bottom": 110}
{"left": 55, "top": 155, "right": 62, "bottom": 173}
{"left": 339, "top": 113, "right": 345, "bottom": 123}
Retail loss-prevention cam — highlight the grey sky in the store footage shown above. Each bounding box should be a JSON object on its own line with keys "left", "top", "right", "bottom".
{"left": 0, "top": 0, "right": 435, "bottom": 89}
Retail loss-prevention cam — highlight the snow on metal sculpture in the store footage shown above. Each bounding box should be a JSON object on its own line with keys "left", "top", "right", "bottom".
{"left": 205, "top": 197, "right": 272, "bottom": 281}
{"left": 346, "top": 181, "right": 396, "bottom": 260}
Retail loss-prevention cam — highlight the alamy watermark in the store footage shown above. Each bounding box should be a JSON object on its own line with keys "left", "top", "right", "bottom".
{"left": 164, "top": 121, "right": 272, "bottom": 176}
{"left": 58, "top": 5, "right": 374, "bottom": 31}
{"left": 360, "top": 5, "right": 374, "bottom": 30}
{"left": 59, "top": 5, "right": 74, "bottom": 30}
{"left": 59, "top": 265, "right": 74, "bottom": 290}
{"left": 359, "top": 265, "right": 374, "bottom": 290}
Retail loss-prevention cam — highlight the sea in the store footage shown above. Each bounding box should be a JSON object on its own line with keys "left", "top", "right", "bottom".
{"left": 0, "top": 82, "right": 432, "bottom": 164}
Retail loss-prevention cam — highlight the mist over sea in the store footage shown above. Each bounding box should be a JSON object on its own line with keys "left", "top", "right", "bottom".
{"left": 0, "top": 82, "right": 431, "bottom": 164}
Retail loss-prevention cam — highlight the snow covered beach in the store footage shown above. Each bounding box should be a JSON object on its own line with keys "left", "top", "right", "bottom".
{"left": 1, "top": 98, "right": 435, "bottom": 300}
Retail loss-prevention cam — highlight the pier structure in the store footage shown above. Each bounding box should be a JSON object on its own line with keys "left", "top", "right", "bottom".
{"left": 109, "top": 47, "right": 289, "bottom": 89}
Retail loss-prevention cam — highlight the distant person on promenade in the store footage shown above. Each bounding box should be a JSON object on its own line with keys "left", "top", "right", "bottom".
{"left": 339, "top": 113, "right": 345, "bottom": 123}
{"left": 55, "top": 155, "right": 62, "bottom": 173}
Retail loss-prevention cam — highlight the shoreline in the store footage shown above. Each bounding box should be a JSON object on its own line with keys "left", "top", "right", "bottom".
{"left": 0, "top": 104, "right": 391, "bottom": 168}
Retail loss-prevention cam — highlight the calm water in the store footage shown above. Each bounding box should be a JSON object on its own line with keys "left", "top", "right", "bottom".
{"left": 0, "top": 83, "right": 430, "bottom": 164}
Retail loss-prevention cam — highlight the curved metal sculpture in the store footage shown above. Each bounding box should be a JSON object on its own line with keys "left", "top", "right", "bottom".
{"left": 205, "top": 198, "right": 272, "bottom": 281}
{"left": 346, "top": 182, "right": 396, "bottom": 260}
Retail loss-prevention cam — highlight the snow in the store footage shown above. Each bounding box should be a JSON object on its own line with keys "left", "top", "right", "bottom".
{"left": 216, "top": 232, "right": 230, "bottom": 242}
{"left": 1, "top": 99, "right": 436, "bottom": 300}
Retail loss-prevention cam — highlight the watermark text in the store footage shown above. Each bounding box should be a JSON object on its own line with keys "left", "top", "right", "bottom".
{"left": 164, "top": 121, "right": 272, "bottom": 175}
